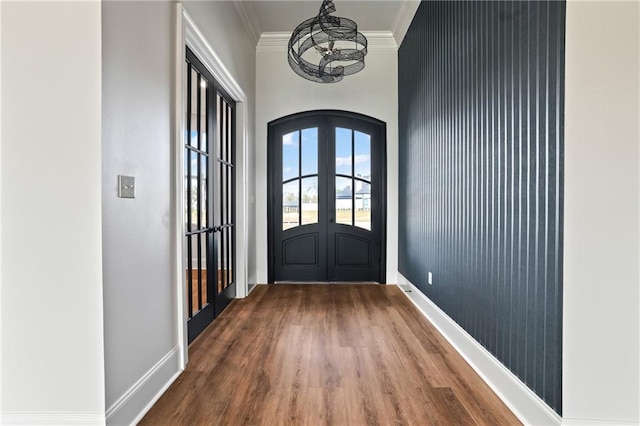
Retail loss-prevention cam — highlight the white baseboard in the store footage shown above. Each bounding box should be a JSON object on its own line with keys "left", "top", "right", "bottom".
{"left": 247, "top": 274, "right": 257, "bottom": 294}
{"left": 0, "top": 412, "right": 104, "bottom": 425}
{"left": 106, "top": 346, "right": 182, "bottom": 426}
{"left": 396, "top": 273, "right": 562, "bottom": 426}
{"left": 562, "top": 418, "right": 640, "bottom": 425}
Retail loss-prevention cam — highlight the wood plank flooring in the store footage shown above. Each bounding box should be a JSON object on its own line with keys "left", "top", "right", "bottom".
{"left": 140, "top": 284, "right": 520, "bottom": 425}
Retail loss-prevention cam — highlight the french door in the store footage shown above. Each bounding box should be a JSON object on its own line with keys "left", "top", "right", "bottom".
{"left": 185, "top": 48, "right": 236, "bottom": 344}
{"left": 268, "top": 111, "right": 386, "bottom": 283}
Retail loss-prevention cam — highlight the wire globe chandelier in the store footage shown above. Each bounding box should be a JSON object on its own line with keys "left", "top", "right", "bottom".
{"left": 288, "top": 0, "right": 368, "bottom": 83}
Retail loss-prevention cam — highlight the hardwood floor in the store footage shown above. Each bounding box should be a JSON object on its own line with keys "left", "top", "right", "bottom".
{"left": 140, "top": 284, "right": 521, "bottom": 425}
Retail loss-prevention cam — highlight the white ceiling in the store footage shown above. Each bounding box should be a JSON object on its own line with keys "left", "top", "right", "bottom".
{"left": 235, "top": 0, "right": 420, "bottom": 45}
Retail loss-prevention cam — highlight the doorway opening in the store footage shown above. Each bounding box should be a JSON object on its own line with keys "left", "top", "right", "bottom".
{"left": 268, "top": 110, "right": 386, "bottom": 283}
{"left": 185, "top": 47, "right": 236, "bottom": 343}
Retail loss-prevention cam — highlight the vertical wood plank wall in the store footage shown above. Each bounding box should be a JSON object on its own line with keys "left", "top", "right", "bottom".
{"left": 398, "top": 1, "right": 565, "bottom": 414}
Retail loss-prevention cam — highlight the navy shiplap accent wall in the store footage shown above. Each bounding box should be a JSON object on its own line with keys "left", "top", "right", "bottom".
{"left": 398, "top": 1, "right": 565, "bottom": 413}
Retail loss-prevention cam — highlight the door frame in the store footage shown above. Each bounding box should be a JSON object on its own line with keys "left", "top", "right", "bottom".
{"left": 174, "top": 4, "right": 250, "bottom": 367}
{"left": 267, "top": 110, "right": 387, "bottom": 284}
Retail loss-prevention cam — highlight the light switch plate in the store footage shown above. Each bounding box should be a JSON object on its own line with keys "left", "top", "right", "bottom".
{"left": 118, "top": 175, "right": 135, "bottom": 199}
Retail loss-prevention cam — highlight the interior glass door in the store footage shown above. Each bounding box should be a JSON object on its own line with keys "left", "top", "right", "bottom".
{"left": 185, "top": 47, "right": 236, "bottom": 344}
{"left": 185, "top": 49, "right": 213, "bottom": 343}
{"left": 212, "top": 91, "right": 236, "bottom": 316}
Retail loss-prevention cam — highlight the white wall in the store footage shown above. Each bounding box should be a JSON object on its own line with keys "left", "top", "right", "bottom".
{"left": 564, "top": 1, "right": 640, "bottom": 423}
{"left": 1, "top": 1, "right": 105, "bottom": 423}
{"left": 102, "top": 1, "right": 256, "bottom": 424}
{"left": 102, "top": 2, "right": 177, "bottom": 421}
{"left": 0, "top": 0, "right": 4, "bottom": 417}
{"left": 256, "top": 33, "right": 399, "bottom": 284}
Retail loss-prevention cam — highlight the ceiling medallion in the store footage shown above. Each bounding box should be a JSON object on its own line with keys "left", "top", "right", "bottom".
{"left": 287, "top": 0, "right": 368, "bottom": 83}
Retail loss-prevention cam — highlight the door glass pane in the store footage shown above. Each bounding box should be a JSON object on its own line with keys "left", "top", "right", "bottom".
{"left": 221, "top": 158, "right": 227, "bottom": 225}
{"left": 283, "top": 180, "right": 300, "bottom": 230}
{"left": 283, "top": 131, "right": 299, "bottom": 181}
{"left": 301, "top": 128, "right": 318, "bottom": 176}
{"left": 201, "top": 232, "right": 208, "bottom": 306}
{"left": 354, "top": 131, "right": 371, "bottom": 180}
{"left": 200, "top": 156, "right": 207, "bottom": 228}
{"left": 336, "top": 176, "right": 353, "bottom": 226}
{"left": 189, "top": 151, "right": 198, "bottom": 231}
{"left": 301, "top": 177, "right": 318, "bottom": 225}
{"left": 355, "top": 181, "right": 371, "bottom": 230}
{"left": 189, "top": 235, "right": 201, "bottom": 314}
{"left": 200, "top": 78, "right": 208, "bottom": 151}
{"left": 335, "top": 127, "right": 352, "bottom": 176}
{"left": 215, "top": 93, "right": 221, "bottom": 158}
{"left": 213, "top": 159, "right": 221, "bottom": 227}
{"left": 227, "top": 166, "right": 232, "bottom": 225}
{"left": 221, "top": 97, "right": 227, "bottom": 161}
{"left": 184, "top": 154, "right": 189, "bottom": 228}
{"left": 224, "top": 227, "right": 232, "bottom": 288}
{"left": 186, "top": 235, "right": 194, "bottom": 317}
{"left": 214, "top": 231, "right": 222, "bottom": 293}
{"left": 226, "top": 102, "right": 232, "bottom": 164}
{"left": 189, "top": 68, "right": 198, "bottom": 148}
{"left": 220, "top": 223, "right": 226, "bottom": 290}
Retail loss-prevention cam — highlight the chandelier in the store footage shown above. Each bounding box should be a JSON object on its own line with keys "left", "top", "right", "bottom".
{"left": 287, "top": 0, "right": 368, "bottom": 83}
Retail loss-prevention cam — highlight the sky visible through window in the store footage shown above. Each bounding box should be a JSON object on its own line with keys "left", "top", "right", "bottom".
{"left": 283, "top": 129, "right": 319, "bottom": 180}
{"left": 283, "top": 128, "right": 371, "bottom": 181}
{"left": 282, "top": 126, "right": 372, "bottom": 231}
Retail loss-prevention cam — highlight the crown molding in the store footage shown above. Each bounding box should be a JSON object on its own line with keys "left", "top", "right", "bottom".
{"left": 392, "top": 0, "right": 420, "bottom": 46}
{"left": 364, "top": 31, "right": 399, "bottom": 50}
{"left": 257, "top": 31, "right": 397, "bottom": 52}
{"left": 234, "top": 0, "right": 262, "bottom": 47}
{"left": 256, "top": 32, "right": 289, "bottom": 52}
{"left": 235, "top": 1, "right": 418, "bottom": 49}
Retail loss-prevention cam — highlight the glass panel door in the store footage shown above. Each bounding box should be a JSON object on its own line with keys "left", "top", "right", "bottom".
{"left": 185, "top": 51, "right": 213, "bottom": 343}
{"left": 185, "top": 47, "right": 236, "bottom": 344}
{"left": 212, "top": 92, "right": 236, "bottom": 316}
{"left": 268, "top": 112, "right": 385, "bottom": 284}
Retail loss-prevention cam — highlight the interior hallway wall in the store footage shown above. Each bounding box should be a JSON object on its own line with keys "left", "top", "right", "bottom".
{"left": 563, "top": 1, "right": 640, "bottom": 423}
{"left": 1, "top": 1, "right": 105, "bottom": 422}
{"left": 102, "top": 3, "right": 176, "bottom": 421}
{"left": 102, "top": 1, "right": 256, "bottom": 424}
{"left": 398, "top": 0, "right": 565, "bottom": 413}
{"left": 255, "top": 32, "right": 399, "bottom": 284}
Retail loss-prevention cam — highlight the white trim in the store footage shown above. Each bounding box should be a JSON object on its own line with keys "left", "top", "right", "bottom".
{"left": 233, "top": 0, "right": 261, "bottom": 47}
{"left": 363, "top": 31, "right": 398, "bottom": 50}
{"left": 256, "top": 32, "right": 288, "bottom": 52}
{"left": 0, "top": 0, "right": 4, "bottom": 418}
{"left": 0, "top": 413, "right": 104, "bottom": 425}
{"left": 562, "top": 419, "right": 640, "bottom": 426}
{"left": 247, "top": 274, "right": 258, "bottom": 294}
{"left": 396, "top": 273, "right": 562, "bottom": 426}
{"left": 392, "top": 0, "right": 420, "bottom": 46}
{"left": 173, "top": 1, "right": 189, "bottom": 371}
{"left": 257, "top": 31, "right": 397, "bottom": 52}
{"left": 184, "top": 11, "right": 248, "bottom": 102}
{"left": 106, "top": 346, "right": 181, "bottom": 426}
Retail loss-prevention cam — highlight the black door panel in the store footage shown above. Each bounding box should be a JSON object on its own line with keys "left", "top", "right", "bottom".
{"left": 268, "top": 111, "right": 386, "bottom": 283}
{"left": 185, "top": 48, "right": 236, "bottom": 344}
